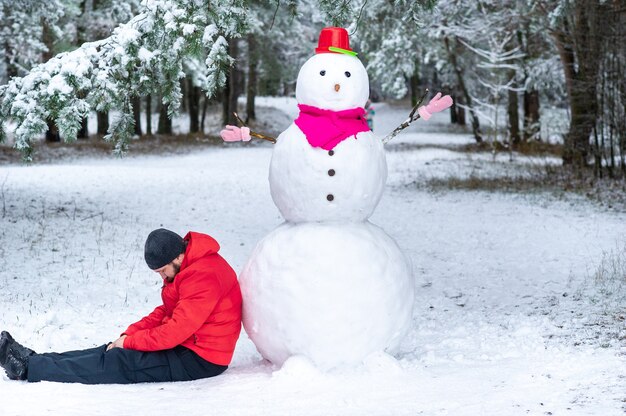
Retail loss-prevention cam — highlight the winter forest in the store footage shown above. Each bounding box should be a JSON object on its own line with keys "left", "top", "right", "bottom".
{"left": 0, "top": 0, "right": 625, "bottom": 415}
{"left": 1, "top": 0, "right": 625, "bottom": 177}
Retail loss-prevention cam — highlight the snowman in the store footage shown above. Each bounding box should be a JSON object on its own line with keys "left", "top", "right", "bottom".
{"left": 221, "top": 27, "right": 452, "bottom": 369}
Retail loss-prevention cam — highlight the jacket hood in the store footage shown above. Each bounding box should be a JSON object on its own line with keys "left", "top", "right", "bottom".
{"left": 181, "top": 232, "right": 220, "bottom": 270}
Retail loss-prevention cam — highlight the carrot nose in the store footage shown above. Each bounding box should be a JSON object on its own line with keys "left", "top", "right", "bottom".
{"left": 334, "top": 84, "right": 340, "bottom": 92}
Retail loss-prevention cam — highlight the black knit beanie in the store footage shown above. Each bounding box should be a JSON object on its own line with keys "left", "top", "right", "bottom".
{"left": 144, "top": 228, "right": 185, "bottom": 270}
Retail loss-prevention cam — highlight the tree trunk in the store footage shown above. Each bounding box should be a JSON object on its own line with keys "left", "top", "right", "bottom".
{"left": 563, "top": 84, "right": 595, "bottom": 166}
{"left": 522, "top": 89, "right": 540, "bottom": 141}
{"left": 179, "top": 79, "right": 188, "bottom": 113}
{"left": 97, "top": 111, "right": 109, "bottom": 135}
{"left": 145, "top": 95, "right": 152, "bottom": 136}
{"left": 409, "top": 59, "right": 420, "bottom": 108}
{"left": 228, "top": 39, "right": 241, "bottom": 124}
{"left": 132, "top": 96, "right": 142, "bottom": 136}
{"left": 45, "top": 121, "right": 60, "bottom": 142}
{"left": 42, "top": 20, "right": 59, "bottom": 142}
{"left": 450, "top": 94, "right": 458, "bottom": 124}
{"left": 444, "top": 36, "right": 482, "bottom": 142}
{"left": 75, "top": 0, "right": 91, "bottom": 141}
{"left": 507, "top": 76, "right": 520, "bottom": 146}
{"left": 3, "top": 9, "right": 17, "bottom": 80}
{"left": 246, "top": 34, "right": 258, "bottom": 123}
{"left": 77, "top": 118, "right": 88, "bottom": 139}
{"left": 453, "top": 92, "right": 467, "bottom": 126}
{"left": 158, "top": 101, "right": 172, "bottom": 135}
{"left": 222, "top": 81, "right": 230, "bottom": 127}
{"left": 223, "top": 39, "right": 240, "bottom": 126}
{"left": 200, "top": 93, "right": 209, "bottom": 133}
{"left": 188, "top": 78, "right": 200, "bottom": 134}
{"left": 457, "top": 101, "right": 466, "bottom": 126}
{"left": 551, "top": 1, "right": 602, "bottom": 168}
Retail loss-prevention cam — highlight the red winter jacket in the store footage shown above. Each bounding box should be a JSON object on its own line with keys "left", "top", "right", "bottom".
{"left": 123, "top": 232, "right": 242, "bottom": 366}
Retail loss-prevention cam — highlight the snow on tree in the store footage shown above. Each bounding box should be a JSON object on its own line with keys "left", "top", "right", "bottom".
{"left": 0, "top": 0, "right": 247, "bottom": 160}
{"left": 450, "top": 2, "right": 526, "bottom": 147}
{"left": 426, "top": 0, "right": 487, "bottom": 142}
{"left": 243, "top": 0, "right": 315, "bottom": 121}
{"left": 251, "top": 0, "right": 321, "bottom": 90}
{"left": 419, "top": 0, "right": 565, "bottom": 146}
{"left": 76, "top": 0, "right": 142, "bottom": 43}
{"left": 352, "top": 0, "right": 436, "bottom": 101}
{"left": 535, "top": 0, "right": 624, "bottom": 171}
{"left": 0, "top": 0, "right": 81, "bottom": 78}
{"left": 1, "top": 0, "right": 441, "bottom": 160}
{"left": 306, "top": 0, "right": 437, "bottom": 101}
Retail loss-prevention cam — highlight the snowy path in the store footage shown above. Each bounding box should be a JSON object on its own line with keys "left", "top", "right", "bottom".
{"left": 0, "top": 106, "right": 624, "bottom": 415}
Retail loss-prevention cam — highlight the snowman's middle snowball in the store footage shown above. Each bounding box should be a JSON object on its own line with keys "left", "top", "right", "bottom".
{"left": 269, "top": 124, "right": 386, "bottom": 223}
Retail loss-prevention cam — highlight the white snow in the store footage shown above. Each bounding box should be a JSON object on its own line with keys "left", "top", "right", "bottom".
{"left": 241, "top": 221, "right": 413, "bottom": 369}
{"left": 182, "top": 24, "right": 197, "bottom": 36}
{"left": 0, "top": 100, "right": 624, "bottom": 415}
{"left": 46, "top": 74, "right": 73, "bottom": 96}
{"left": 269, "top": 126, "right": 386, "bottom": 222}
{"left": 112, "top": 26, "right": 141, "bottom": 47}
{"left": 137, "top": 47, "right": 155, "bottom": 63}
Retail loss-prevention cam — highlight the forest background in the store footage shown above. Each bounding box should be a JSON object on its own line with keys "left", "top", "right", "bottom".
{"left": 0, "top": 0, "right": 624, "bottom": 189}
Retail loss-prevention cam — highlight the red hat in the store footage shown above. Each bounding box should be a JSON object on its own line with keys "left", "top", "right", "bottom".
{"left": 315, "top": 27, "right": 358, "bottom": 57}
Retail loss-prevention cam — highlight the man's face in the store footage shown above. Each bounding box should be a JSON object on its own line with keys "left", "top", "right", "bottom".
{"left": 153, "top": 254, "right": 183, "bottom": 282}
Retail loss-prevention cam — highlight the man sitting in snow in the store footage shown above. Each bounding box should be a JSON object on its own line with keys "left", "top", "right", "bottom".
{"left": 0, "top": 228, "right": 242, "bottom": 384}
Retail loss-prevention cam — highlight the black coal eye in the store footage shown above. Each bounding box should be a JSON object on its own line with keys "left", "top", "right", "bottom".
{"left": 320, "top": 70, "right": 326, "bottom": 76}
{"left": 345, "top": 71, "right": 351, "bottom": 77}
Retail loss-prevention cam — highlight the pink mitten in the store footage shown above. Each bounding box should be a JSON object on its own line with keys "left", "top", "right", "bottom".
{"left": 417, "top": 92, "right": 454, "bottom": 121}
{"left": 220, "top": 125, "right": 252, "bottom": 142}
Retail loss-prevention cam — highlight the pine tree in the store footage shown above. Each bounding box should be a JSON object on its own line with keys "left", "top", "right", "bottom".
{"left": 0, "top": 0, "right": 247, "bottom": 159}
{"left": 319, "top": 0, "right": 436, "bottom": 100}
{"left": 0, "top": 0, "right": 79, "bottom": 78}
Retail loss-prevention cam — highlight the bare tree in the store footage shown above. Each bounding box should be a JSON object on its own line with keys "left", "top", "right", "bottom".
{"left": 544, "top": 1, "right": 604, "bottom": 168}
{"left": 444, "top": 36, "right": 483, "bottom": 143}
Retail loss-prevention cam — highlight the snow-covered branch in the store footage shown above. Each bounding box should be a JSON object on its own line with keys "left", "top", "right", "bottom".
{"left": 0, "top": 0, "right": 247, "bottom": 160}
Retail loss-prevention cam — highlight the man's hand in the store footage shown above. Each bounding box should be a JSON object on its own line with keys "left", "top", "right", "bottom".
{"left": 106, "top": 335, "right": 127, "bottom": 351}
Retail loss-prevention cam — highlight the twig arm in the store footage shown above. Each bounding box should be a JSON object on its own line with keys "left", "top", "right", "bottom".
{"left": 382, "top": 89, "right": 429, "bottom": 144}
{"left": 233, "top": 112, "right": 277, "bottom": 144}
{"left": 409, "top": 89, "right": 429, "bottom": 120}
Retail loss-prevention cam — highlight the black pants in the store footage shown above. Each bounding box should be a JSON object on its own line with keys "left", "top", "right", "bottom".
{"left": 27, "top": 344, "right": 227, "bottom": 384}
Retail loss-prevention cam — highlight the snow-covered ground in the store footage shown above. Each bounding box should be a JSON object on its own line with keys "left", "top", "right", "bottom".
{"left": 0, "top": 101, "right": 624, "bottom": 415}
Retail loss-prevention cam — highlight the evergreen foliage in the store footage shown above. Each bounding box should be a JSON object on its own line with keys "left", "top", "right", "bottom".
{"left": 0, "top": 0, "right": 623, "bottom": 177}
{"left": 0, "top": 0, "right": 80, "bottom": 77}
{"left": 1, "top": 0, "right": 247, "bottom": 159}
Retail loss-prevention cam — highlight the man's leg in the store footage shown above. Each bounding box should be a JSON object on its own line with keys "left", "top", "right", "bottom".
{"left": 27, "top": 345, "right": 191, "bottom": 384}
{"left": 33, "top": 345, "right": 105, "bottom": 361}
{"left": 174, "top": 346, "right": 228, "bottom": 380}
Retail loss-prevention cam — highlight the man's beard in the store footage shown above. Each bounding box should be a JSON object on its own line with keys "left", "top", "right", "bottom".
{"left": 165, "top": 262, "right": 181, "bottom": 283}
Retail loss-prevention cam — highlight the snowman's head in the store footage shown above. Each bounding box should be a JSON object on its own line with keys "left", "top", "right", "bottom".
{"left": 296, "top": 53, "right": 369, "bottom": 111}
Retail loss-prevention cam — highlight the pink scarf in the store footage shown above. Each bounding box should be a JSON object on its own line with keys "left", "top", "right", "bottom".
{"left": 294, "top": 104, "right": 371, "bottom": 150}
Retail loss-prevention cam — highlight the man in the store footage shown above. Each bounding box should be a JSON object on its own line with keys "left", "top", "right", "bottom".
{"left": 0, "top": 228, "right": 242, "bottom": 384}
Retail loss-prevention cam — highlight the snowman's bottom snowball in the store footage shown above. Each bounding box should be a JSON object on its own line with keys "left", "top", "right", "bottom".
{"left": 240, "top": 221, "right": 414, "bottom": 370}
